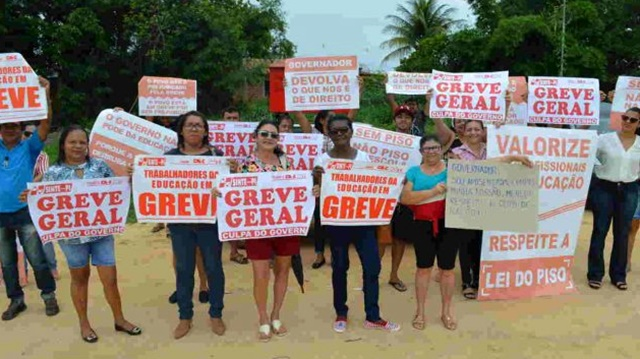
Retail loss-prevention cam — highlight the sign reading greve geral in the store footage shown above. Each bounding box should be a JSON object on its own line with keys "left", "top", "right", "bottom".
{"left": 132, "top": 155, "right": 229, "bottom": 224}
{"left": 610, "top": 76, "right": 640, "bottom": 129}
{"left": 284, "top": 56, "right": 360, "bottom": 112}
{"left": 90, "top": 109, "right": 177, "bottom": 177}
{"left": 527, "top": 77, "right": 600, "bottom": 125}
{"left": 429, "top": 70, "right": 509, "bottom": 121}
{"left": 279, "top": 133, "right": 323, "bottom": 170}
{"left": 320, "top": 160, "right": 405, "bottom": 226}
{"left": 138, "top": 76, "right": 197, "bottom": 117}
{"left": 385, "top": 71, "right": 431, "bottom": 95}
{"left": 216, "top": 171, "right": 315, "bottom": 241}
{"left": 0, "top": 53, "right": 48, "bottom": 124}
{"left": 27, "top": 178, "right": 131, "bottom": 244}
{"left": 351, "top": 123, "right": 421, "bottom": 168}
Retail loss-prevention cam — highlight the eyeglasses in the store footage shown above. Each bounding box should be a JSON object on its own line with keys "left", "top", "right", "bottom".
{"left": 621, "top": 115, "right": 640, "bottom": 124}
{"left": 258, "top": 130, "right": 279, "bottom": 140}
{"left": 184, "top": 124, "right": 204, "bottom": 131}
{"left": 420, "top": 146, "right": 441, "bottom": 153}
{"left": 328, "top": 128, "right": 350, "bottom": 136}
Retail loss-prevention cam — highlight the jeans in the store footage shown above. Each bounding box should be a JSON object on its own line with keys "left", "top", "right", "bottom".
{"left": 25, "top": 241, "right": 57, "bottom": 273}
{"left": 313, "top": 199, "right": 326, "bottom": 254}
{"left": 0, "top": 208, "right": 56, "bottom": 300}
{"left": 168, "top": 223, "right": 225, "bottom": 320}
{"left": 326, "top": 225, "right": 381, "bottom": 322}
{"left": 453, "top": 229, "right": 482, "bottom": 288}
{"left": 587, "top": 178, "right": 639, "bottom": 283}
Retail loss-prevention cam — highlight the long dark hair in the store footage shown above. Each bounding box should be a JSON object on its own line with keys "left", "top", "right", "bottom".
{"left": 57, "top": 125, "right": 90, "bottom": 165}
{"left": 628, "top": 107, "right": 640, "bottom": 136}
{"left": 175, "top": 111, "right": 209, "bottom": 149}
{"left": 314, "top": 110, "right": 331, "bottom": 133}
{"left": 254, "top": 119, "right": 284, "bottom": 156}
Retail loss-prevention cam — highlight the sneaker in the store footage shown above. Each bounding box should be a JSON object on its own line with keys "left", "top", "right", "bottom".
{"left": 168, "top": 291, "right": 178, "bottom": 304}
{"left": 1, "top": 300, "right": 27, "bottom": 321}
{"left": 333, "top": 316, "right": 347, "bottom": 333}
{"left": 44, "top": 297, "right": 60, "bottom": 316}
{"left": 364, "top": 319, "right": 400, "bottom": 332}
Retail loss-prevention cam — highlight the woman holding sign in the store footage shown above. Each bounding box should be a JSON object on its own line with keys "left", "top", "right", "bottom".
{"left": 587, "top": 107, "right": 640, "bottom": 291}
{"left": 314, "top": 115, "right": 400, "bottom": 333}
{"left": 22, "top": 125, "right": 141, "bottom": 343}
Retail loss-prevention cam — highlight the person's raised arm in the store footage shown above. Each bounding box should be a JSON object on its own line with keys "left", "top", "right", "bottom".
{"left": 291, "top": 112, "right": 312, "bottom": 133}
{"left": 426, "top": 89, "right": 456, "bottom": 150}
{"left": 37, "top": 76, "right": 52, "bottom": 142}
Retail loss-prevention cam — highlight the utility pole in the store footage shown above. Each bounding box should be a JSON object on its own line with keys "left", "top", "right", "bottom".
{"left": 559, "top": 0, "right": 567, "bottom": 76}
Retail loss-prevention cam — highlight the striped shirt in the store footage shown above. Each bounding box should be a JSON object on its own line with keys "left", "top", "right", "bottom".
{"left": 33, "top": 152, "right": 49, "bottom": 179}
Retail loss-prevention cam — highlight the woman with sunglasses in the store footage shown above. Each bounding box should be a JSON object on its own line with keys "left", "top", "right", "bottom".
{"left": 314, "top": 115, "right": 400, "bottom": 333}
{"left": 587, "top": 107, "right": 640, "bottom": 291}
{"left": 230, "top": 120, "right": 303, "bottom": 342}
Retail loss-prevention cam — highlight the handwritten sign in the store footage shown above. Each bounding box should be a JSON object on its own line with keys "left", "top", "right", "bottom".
{"left": 132, "top": 155, "right": 229, "bottom": 223}
{"left": 610, "top": 76, "right": 640, "bottom": 130}
{"left": 429, "top": 70, "right": 509, "bottom": 121}
{"left": 138, "top": 76, "right": 197, "bottom": 117}
{"left": 479, "top": 126, "right": 598, "bottom": 301}
{"left": 445, "top": 160, "right": 539, "bottom": 232}
{"left": 528, "top": 77, "right": 599, "bottom": 125}
{"left": 27, "top": 177, "right": 131, "bottom": 243}
{"left": 284, "top": 56, "right": 359, "bottom": 111}
{"left": 89, "top": 109, "right": 177, "bottom": 176}
{"left": 0, "top": 53, "right": 48, "bottom": 124}
{"left": 320, "top": 160, "right": 404, "bottom": 226}
{"left": 217, "top": 171, "right": 315, "bottom": 241}
{"left": 385, "top": 71, "right": 431, "bottom": 95}
{"left": 351, "top": 123, "right": 421, "bottom": 168}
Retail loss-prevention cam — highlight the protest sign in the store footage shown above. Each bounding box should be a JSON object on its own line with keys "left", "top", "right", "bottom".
{"left": 528, "top": 77, "right": 599, "bottom": 125}
{"left": 385, "top": 71, "right": 431, "bottom": 95}
{"left": 320, "top": 160, "right": 404, "bottom": 226}
{"left": 89, "top": 109, "right": 177, "bottom": 176}
{"left": 279, "top": 133, "right": 323, "bottom": 170}
{"left": 506, "top": 76, "right": 528, "bottom": 126}
{"left": 479, "top": 126, "right": 597, "bottom": 301}
{"left": 217, "top": 171, "right": 314, "bottom": 241}
{"left": 0, "top": 53, "right": 48, "bottom": 124}
{"left": 429, "top": 70, "right": 509, "bottom": 121}
{"left": 138, "top": 76, "right": 197, "bottom": 117}
{"left": 610, "top": 76, "right": 640, "bottom": 130}
{"left": 351, "top": 123, "right": 421, "bottom": 168}
{"left": 27, "top": 177, "right": 131, "bottom": 244}
{"left": 284, "top": 56, "right": 359, "bottom": 111}
{"left": 132, "top": 155, "right": 229, "bottom": 223}
{"left": 445, "top": 160, "right": 539, "bottom": 232}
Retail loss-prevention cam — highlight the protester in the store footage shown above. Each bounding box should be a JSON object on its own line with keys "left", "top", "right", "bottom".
{"left": 21, "top": 125, "right": 141, "bottom": 343}
{"left": 587, "top": 107, "right": 640, "bottom": 291}
{"left": 314, "top": 115, "right": 400, "bottom": 333}
{"left": 400, "top": 135, "right": 532, "bottom": 331}
{"left": 277, "top": 112, "right": 312, "bottom": 133}
{"left": 0, "top": 76, "right": 59, "bottom": 321}
{"left": 385, "top": 90, "right": 426, "bottom": 136}
{"left": 160, "top": 111, "right": 227, "bottom": 339}
{"left": 221, "top": 107, "right": 249, "bottom": 265}
{"left": 378, "top": 105, "right": 419, "bottom": 293}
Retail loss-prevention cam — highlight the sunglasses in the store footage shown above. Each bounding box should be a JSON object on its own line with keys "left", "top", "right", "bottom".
{"left": 328, "top": 128, "right": 350, "bottom": 136}
{"left": 621, "top": 115, "right": 640, "bottom": 124}
{"left": 258, "top": 130, "right": 279, "bottom": 140}
{"left": 420, "top": 145, "right": 441, "bottom": 153}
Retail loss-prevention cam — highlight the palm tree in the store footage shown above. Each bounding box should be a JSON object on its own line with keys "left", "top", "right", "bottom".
{"left": 381, "top": 0, "right": 463, "bottom": 63}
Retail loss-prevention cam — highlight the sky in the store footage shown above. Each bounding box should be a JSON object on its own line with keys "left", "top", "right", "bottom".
{"left": 280, "top": 0, "right": 474, "bottom": 72}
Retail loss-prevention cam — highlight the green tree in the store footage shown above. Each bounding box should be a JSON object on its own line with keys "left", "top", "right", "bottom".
{"left": 381, "top": 0, "right": 464, "bottom": 63}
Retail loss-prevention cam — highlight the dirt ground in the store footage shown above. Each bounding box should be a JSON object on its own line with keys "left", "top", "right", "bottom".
{"left": 1, "top": 211, "right": 639, "bottom": 359}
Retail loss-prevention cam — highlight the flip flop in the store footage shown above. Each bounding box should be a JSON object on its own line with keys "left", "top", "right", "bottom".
{"left": 462, "top": 285, "right": 477, "bottom": 299}
{"left": 411, "top": 315, "right": 425, "bottom": 331}
{"left": 613, "top": 282, "right": 628, "bottom": 291}
{"left": 389, "top": 281, "right": 407, "bottom": 292}
{"left": 230, "top": 253, "right": 249, "bottom": 265}
{"left": 82, "top": 329, "right": 99, "bottom": 343}
{"left": 588, "top": 280, "right": 602, "bottom": 290}
{"left": 271, "top": 320, "right": 287, "bottom": 337}
{"left": 258, "top": 324, "right": 271, "bottom": 342}
{"left": 441, "top": 315, "right": 457, "bottom": 331}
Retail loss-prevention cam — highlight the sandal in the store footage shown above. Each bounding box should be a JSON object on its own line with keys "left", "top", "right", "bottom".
{"left": 462, "top": 285, "right": 477, "bottom": 300}
{"left": 82, "top": 329, "right": 99, "bottom": 343}
{"left": 151, "top": 223, "right": 165, "bottom": 233}
{"left": 258, "top": 324, "right": 272, "bottom": 342}
{"left": 588, "top": 280, "right": 602, "bottom": 290}
{"left": 271, "top": 319, "right": 288, "bottom": 337}
{"left": 441, "top": 315, "right": 457, "bottom": 331}
{"left": 613, "top": 282, "right": 628, "bottom": 291}
{"left": 389, "top": 281, "right": 407, "bottom": 292}
{"left": 230, "top": 253, "right": 249, "bottom": 265}
{"left": 115, "top": 323, "right": 142, "bottom": 336}
{"left": 411, "top": 315, "right": 425, "bottom": 331}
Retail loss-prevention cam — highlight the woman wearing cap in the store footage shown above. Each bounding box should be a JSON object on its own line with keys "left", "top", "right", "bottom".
{"left": 587, "top": 107, "right": 640, "bottom": 291}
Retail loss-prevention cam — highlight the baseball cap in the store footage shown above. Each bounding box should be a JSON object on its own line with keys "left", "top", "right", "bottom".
{"left": 394, "top": 105, "right": 413, "bottom": 118}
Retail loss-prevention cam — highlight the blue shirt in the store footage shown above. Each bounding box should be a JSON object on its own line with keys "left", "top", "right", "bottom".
{"left": 0, "top": 134, "right": 44, "bottom": 213}
{"left": 406, "top": 165, "right": 447, "bottom": 191}
{"left": 43, "top": 158, "right": 115, "bottom": 245}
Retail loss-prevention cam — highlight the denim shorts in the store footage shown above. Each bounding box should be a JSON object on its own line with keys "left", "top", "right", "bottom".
{"left": 58, "top": 236, "right": 116, "bottom": 269}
